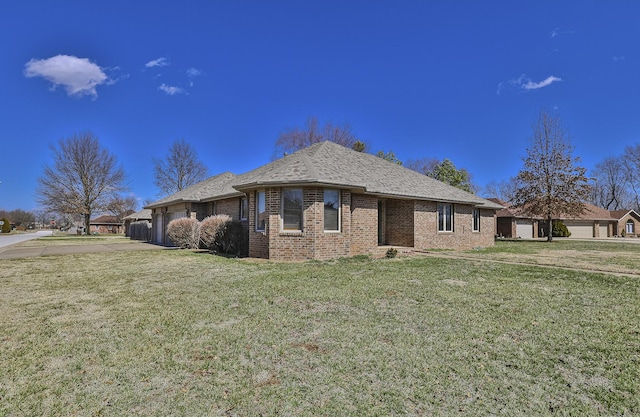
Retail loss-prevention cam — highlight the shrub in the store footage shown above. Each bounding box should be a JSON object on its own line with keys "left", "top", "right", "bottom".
{"left": 167, "top": 217, "right": 200, "bottom": 249}
{"left": 385, "top": 247, "right": 398, "bottom": 258}
{"left": 200, "top": 214, "right": 231, "bottom": 251}
{"left": 552, "top": 220, "right": 571, "bottom": 237}
{"left": 217, "top": 220, "right": 248, "bottom": 257}
{"left": 0, "top": 218, "right": 10, "bottom": 233}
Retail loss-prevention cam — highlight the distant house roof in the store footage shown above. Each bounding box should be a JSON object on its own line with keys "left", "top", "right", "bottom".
{"left": 123, "top": 209, "right": 152, "bottom": 221}
{"left": 145, "top": 172, "right": 243, "bottom": 209}
{"left": 90, "top": 215, "right": 121, "bottom": 225}
{"left": 557, "top": 204, "right": 615, "bottom": 221}
{"left": 491, "top": 199, "right": 621, "bottom": 221}
{"left": 610, "top": 209, "right": 640, "bottom": 221}
{"left": 232, "top": 141, "right": 502, "bottom": 209}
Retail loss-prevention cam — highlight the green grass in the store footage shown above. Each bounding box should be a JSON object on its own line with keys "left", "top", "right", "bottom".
{"left": 1, "top": 246, "right": 639, "bottom": 415}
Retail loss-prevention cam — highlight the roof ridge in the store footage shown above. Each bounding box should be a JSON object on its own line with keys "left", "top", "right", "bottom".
{"left": 300, "top": 152, "right": 320, "bottom": 179}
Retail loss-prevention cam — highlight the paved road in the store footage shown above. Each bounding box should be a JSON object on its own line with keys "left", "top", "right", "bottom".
{"left": 0, "top": 230, "right": 53, "bottom": 248}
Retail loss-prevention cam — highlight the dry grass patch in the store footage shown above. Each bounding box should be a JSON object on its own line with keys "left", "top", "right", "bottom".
{"left": 0, "top": 247, "right": 639, "bottom": 415}
{"left": 459, "top": 240, "right": 640, "bottom": 275}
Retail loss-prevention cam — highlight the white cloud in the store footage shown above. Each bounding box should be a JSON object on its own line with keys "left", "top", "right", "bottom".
{"left": 24, "top": 54, "right": 109, "bottom": 98}
{"left": 497, "top": 74, "right": 562, "bottom": 95}
{"left": 158, "top": 83, "right": 185, "bottom": 95}
{"left": 146, "top": 57, "right": 170, "bottom": 68}
{"left": 186, "top": 67, "right": 201, "bottom": 77}
{"left": 522, "top": 75, "right": 562, "bottom": 90}
{"left": 613, "top": 56, "right": 625, "bottom": 62}
{"left": 550, "top": 27, "right": 575, "bottom": 38}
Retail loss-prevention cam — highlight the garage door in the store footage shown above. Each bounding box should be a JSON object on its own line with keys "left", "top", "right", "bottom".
{"left": 564, "top": 221, "right": 594, "bottom": 238}
{"left": 154, "top": 214, "right": 164, "bottom": 244}
{"left": 515, "top": 219, "right": 533, "bottom": 239}
{"left": 599, "top": 223, "right": 609, "bottom": 238}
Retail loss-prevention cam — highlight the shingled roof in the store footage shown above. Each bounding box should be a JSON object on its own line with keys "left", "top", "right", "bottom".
{"left": 123, "top": 209, "right": 152, "bottom": 221}
{"left": 145, "top": 172, "right": 242, "bottom": 209}
{"left": 233, "top": 141, "right": 502, "bottom": 209}
{"left": 491, "top": 198, "right": 618, "bottom": 221}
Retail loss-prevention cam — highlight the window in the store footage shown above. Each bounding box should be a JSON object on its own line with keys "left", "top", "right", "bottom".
{"left": 438, "top": 203, "right": 454, "bottom": 232}
{"left": 626, "top": 219, "right": 634, "bottom": 234}
{"left": 256, "top": 191, "right": 266, "bottom": 231}
{"left": 282, "top": 188, "right": 303, "bottom": 231}
{"left": 240, "top": 197, "right": 248, "bottom": 220}
{"left": 473, "top": 208, "right": 480, "bottom": 232}
{"left": 324, "top": 189, "right": 340, "bottom": 231}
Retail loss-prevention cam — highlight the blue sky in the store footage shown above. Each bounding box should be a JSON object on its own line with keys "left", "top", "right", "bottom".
{"left": 1, "top": 1, "right": 639, "bottom": 211}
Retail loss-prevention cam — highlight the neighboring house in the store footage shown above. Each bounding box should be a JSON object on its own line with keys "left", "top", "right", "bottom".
{"left": 89, "top": 215, "right": 124, "bottom": 234}
{"left": 492, "top": 199, "right": 634, "bottom": 239}
{"left": 490, "top": 198, "right": 541, "bottom": 239}
{"left": 123, "top": 209, "right": 153, "bottom": 240}
{"left": 146, "top": 141, "right": 502, "bottom": 260}
{"left": 146, "top": 172, "right": 247, "bottom": 246}
{"left": 558, "top": 204, "right": 618, "bottom": 238}
{"left": 610, "top": 209, "right": 640, "bottom": 237}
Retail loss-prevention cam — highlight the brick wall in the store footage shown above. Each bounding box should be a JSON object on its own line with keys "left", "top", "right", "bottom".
{"left": 385, "top": 199, "right": 414, "bottom": 247}
{"left": 214, "top": 197, "right": 242, "bottom": 220}
{"left": 246, "top": 187, "right": 496, "bottom": 260}
{"left": 248, "top": 189, "right": 269, "bottom": 258}
{"left": 414, "top": 202, "right": 494, "bottom": 250}
{"left": 350, "top": 194, "right": 378, "bottom": 256}
{"left": 249, "top": 187, "right": 352, "bottom": 261}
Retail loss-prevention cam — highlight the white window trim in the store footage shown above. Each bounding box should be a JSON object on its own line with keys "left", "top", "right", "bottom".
{"left": 255, "top": 191, "right": 266, "bottom": 232}
{"left": 240, "top": 197, "right": 248, "bottom": 221}
{"left": 323, "top": 189, "right": 341, "bottom": 233}
{"left": 281, "top": 188, "right": 303, "bottom": 233}
{"left": 438, "top": 203, "right": 454, "bottom": 233}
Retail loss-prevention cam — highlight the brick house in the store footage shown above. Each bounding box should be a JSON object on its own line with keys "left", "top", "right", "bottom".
{"left": 146, "top": 172, "right": 247, "bottom": 246}
{"left": 611, "top": 209, "right": 640, "bottom": 237}
{"left": 232, "top": 141, "right": 501, "bottom": 260}
{"left": 492, "top": 199, "right": 636, "bottom": 239}
{"left": 89, "top": 215, "right": 124, "bottom": 234}
{"left": 146, "top": 142, "right": 503, "bottom": 260}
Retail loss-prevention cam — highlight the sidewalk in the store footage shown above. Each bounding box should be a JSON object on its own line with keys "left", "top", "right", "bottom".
{"left": 0, "top": 241, "right": 171, "bottom": 260}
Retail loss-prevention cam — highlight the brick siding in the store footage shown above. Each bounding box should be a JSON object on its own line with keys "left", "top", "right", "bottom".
{"left": 245, "top": 188, "right": 496, "bottom": 260}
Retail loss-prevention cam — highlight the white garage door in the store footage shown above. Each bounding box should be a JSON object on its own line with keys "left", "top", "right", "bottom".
{"left": 154, "top": 214, "right": 164, "bottom": 244}
{"left": 515, "top": 219, "right": 533, "bottom": 239}
{"left": 564, "top": 221, "right": 594, "bottom": 238}
{"left": 599, "top": 223, "right": 609, "bottom": 238}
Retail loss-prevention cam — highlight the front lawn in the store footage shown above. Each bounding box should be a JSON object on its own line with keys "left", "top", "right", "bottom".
{"left": 1, "top": 247, "right": 638, "bottom": 415}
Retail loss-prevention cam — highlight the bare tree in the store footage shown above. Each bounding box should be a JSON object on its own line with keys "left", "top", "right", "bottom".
{"left": 106, "top": 194, "right": 138, "bottom": 223}
{"left": 37, "top": 131, "right": 127, "bottom": 235}
{"left": 590, "top": 156, "right": 631, "bottom": 210}
{"left": 8, "top": 209, "right": 35, "bottom": 228}
{"left": 622, "top": 144, "right": 640, "bottom": 211}
{"left": 33, "top": 207, "right": 55, "bottom": 228}
{"left": 482, "top": 178, "right": 518, "bottom": 202}
{"left": 274, "top": 116, "right": 366, "bottom": 156}
{"left": 153, "top": 138, "right": 208, "bottom": 197}
{"left": 405, "top": 157, "right": 440, "bottom": 176}
{"left": 512, "top": 111, "right": 591, "bottom": 241}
